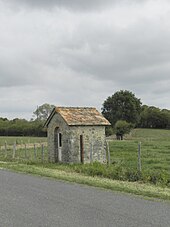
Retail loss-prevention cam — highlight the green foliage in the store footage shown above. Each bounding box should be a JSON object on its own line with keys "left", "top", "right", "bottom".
{"left": 37, "top": 161, "right": 169, "bottom": 187}
{"left": 105, "top": 126, "right": 114, "bottom": 136}
{"left": 0, "top": 118, "right": 46, "bottom": 137}
{"left": 139, "top": 105, "right": 170, "bottom": 129}
{"left": 102, "top": 90, "right": 170, "bottom": 129}
{"left": 33, "top": 103, "right": 55, "bottom": 121}
{"left": 114, "top": 120, "right": 133, "bottom": 140}
{"left": 102, "top": 90, "right": 142, "bottom": 127}
{"left": 0, "top": 103, "right": 55, "bottom": 137}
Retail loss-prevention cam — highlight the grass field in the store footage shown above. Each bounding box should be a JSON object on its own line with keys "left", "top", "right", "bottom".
{"left": 109, "top": 128, "right": 170, "bottom": 172}
{"left": 0, "top": 136, "right": 48, "bottom": 162}
{"left": 0, "top": 136, "right": 47, "bottom": 146}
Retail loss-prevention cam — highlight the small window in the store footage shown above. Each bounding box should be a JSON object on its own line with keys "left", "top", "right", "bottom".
{"left": 59, "top": 133, "right": 62, "bottom": 147}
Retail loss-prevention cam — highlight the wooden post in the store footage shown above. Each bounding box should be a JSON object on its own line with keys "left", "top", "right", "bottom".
{"left": 138, "top": 142, "right": 142, "bottom": 173}
{"left": 90, "top": 141, "right": 93, "bottom": 163}
{"left": 12, "top": 142, "right": 16, "bottom": 159}
{"left": 5, "top": 141, "right": 7, "bottom": 158}
{"left": 104, "top": 141, "right": 107, "bottom": 162}
{"left": 106, "top": 141, "right": 110, "bottom": 166}
{"left": 34, "top": 144, "right": 36, "bottom": 160}
{"left": 41, "top": 144, "right": 44, "bottom": 162}
{"left": 24, "top": 144, "right": 27, "bottom": 159}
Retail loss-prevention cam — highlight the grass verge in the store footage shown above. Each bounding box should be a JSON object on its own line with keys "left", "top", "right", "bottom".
{"left": 0, "top": 161, "right": 170, "bottom": 201}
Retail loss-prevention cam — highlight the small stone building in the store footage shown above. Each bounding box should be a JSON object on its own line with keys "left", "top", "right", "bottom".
{"left": 44, "top": 107, "right": 111, "bottom": 164}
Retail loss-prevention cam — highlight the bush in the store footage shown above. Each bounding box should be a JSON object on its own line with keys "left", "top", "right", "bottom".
{"left": 66, "top": 163, "right": 170, "bottom": 187}
{"left": 115, "top": 120, "right": 133, "bottom": 140}
{"left": 41, "top": 162, "right": 170, "bottom": 187}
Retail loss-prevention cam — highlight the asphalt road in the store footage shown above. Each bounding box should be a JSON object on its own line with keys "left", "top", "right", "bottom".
{"left": 0, "top": 169, "right": 169, "bottom": 227}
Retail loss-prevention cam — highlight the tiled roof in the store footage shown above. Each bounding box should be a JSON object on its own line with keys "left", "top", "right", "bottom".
{"left": 55, "top": 107, "right": 111, "bottom": 126}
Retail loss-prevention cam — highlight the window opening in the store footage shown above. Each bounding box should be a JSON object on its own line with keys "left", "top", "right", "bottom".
{"left": 59, "top": 133, "right": 62, "bottom": 147}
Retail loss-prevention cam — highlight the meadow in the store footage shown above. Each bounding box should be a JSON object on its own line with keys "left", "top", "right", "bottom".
{"left": 0, "top": 136, "right": 47, "bottom": 163}
{"left": 109, "top": 128, "right": 170, "bottom": 174}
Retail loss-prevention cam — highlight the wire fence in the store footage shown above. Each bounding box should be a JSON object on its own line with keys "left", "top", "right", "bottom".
{"left": 106, "top": 139, "right": 170, "bottom": 175}
{"left": 0, "top": 142, "right": 48, "bottom": 163}
{"left": 0, "top": 139, "right": 169, "bottom": 175}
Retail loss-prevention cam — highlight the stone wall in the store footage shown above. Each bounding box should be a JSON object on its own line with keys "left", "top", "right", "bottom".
{"left": 68, "top": 126, "right": 106, "bottom": 163}
{"left": 47, "top": 113, "right": 107, "bottom": 163}
{"left": 47, "top": 113, "right": 70, "bottom": 162}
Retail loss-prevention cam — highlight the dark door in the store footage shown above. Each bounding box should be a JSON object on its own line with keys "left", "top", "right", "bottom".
{"left": 80, "top": 135, "right": 84, "bottom": 163}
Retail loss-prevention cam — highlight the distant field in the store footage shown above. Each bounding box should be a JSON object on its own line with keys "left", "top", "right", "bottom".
{"left": 0, "top": 136, "right": 47, "bottom": 146}
{"left": 127, "top": 128, "right": 170, "bottom": 141}
{"left": 109, "top": 128, "right": 170, "bottom": 180}
{"left": 0, "top": 136, "right": 48, "bottom": 163}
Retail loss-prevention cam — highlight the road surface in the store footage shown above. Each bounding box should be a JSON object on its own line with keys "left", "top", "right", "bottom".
{"left": 0, "top": 169, "right": 169, "bottom": 227}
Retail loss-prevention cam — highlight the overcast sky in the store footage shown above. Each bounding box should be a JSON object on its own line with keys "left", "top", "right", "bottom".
{"left": 0, "top": 0, "right": 170, "bottom": 119}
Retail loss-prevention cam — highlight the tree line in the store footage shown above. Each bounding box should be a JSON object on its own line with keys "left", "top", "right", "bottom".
{"left": 0, "top": 92, "right": 169, "bottom": 137}
{"left": 0, "top": 103, "right": 54, "bottom": 137}
{"left": 102, "top": 90, "right": 170, "bottom": 138}
{"left": 0, "top": 118, "right": 46, "bottom": 137}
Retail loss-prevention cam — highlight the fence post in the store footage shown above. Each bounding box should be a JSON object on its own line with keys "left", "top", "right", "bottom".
{"left": 24, "top": 143, "right": 27, "bottom": 159}
{"left": 106, "top": 141, "right": 110, "bottom": 166}
{"left": 41, "top": 144, "right": 44, "bottom": 162}
{"left": 12, "top": 142, "right": 16, "bottom": 159}
{"left": 34, "top": 144, "right": 36, "bottom": 160}
{"left": 90, "top": 141, "right": 93, "bottom": 163}
{"left": 5, "top": 141, "right": 7, "bottom": 158}
{"left": 138, "top": 142, "right": 142, "bottom": 173}
{"left": 104, "top": 142, "right": 107, "bottom": 162}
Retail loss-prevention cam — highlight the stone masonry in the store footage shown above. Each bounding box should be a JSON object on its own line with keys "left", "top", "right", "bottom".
{"left": 45, "top": 107, "right": 111, "bottom": 164}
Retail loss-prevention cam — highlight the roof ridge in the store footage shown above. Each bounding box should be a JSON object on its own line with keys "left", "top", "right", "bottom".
{"left": 56, "top": 106, "right": 96, "bottom": 109}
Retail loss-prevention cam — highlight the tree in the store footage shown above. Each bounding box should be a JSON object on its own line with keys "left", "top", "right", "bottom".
{"left": 102, "top": 90, "right": 142, "bottom": 126}
{"left": 115, "top": 120, "right": 133, "bottom": 140}
{"left": 139, "top": 106, "right": 170, "bottom": 128}
{"left": 33, "top": 103, "right": 55, "bottom": 121}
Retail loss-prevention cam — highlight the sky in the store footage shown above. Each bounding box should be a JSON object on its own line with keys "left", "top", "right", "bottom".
{"left": 0, "top": 0, "right": 170, "bottom": 120}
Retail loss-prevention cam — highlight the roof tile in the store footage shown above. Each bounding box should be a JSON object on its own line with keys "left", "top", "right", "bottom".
{"left": 56, "top": 107, "right": 110, "bottom": 126}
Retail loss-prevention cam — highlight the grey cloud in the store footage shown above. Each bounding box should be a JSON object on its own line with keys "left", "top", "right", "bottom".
{"left": 0, "top": 0, "right": 170, "bottom": 119}
{"left": 57, "top": 22, "right": 170, "bottom": 85}
{"left": 4, "top": 0, "right": 124, "bottom": 11}
{"left": 4, "top": 0, "right": 149, "bottom": 12}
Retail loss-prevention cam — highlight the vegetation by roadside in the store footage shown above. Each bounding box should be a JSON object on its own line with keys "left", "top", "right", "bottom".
{"left": 0, "top": 161, "right": 169, "bottom": 201}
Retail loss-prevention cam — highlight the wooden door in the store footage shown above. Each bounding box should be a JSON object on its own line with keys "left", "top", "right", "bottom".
{"left": 80, "top": 135, "right": 84, "bottom": 163}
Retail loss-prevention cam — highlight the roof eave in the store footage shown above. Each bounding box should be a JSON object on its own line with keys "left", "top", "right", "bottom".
{"left": 68, "top": 123, "right": 111, "bottom": 126}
